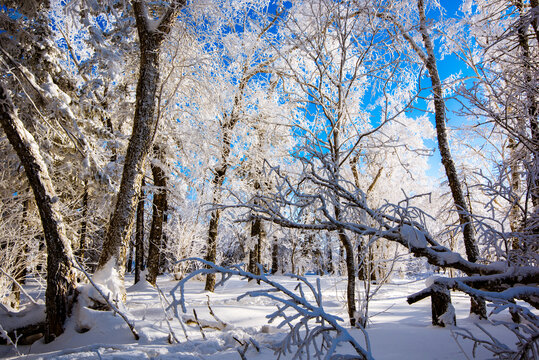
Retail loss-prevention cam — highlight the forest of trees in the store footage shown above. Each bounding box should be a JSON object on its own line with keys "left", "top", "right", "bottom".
{"left": 0, "top": 0, "right": 537, "bottom": 358}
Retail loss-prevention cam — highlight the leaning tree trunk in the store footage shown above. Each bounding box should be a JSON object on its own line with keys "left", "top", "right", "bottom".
{"left": 0, "top": 83, "right": 76, "bottom": 342}
{"left": 417, "top": 0, "right": 486, "bottom": 318}
{"left": 97, "top": 0, "right": 185, "bottom": 279}
{"left": 146, "top": 148, "right": 168, "bottom": 285}
{"left": 134, "top": 178, "right": 145, "bottom": 284}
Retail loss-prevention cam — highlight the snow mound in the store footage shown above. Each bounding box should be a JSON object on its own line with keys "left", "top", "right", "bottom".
{"left": 0, "top": 301, "right": 45, "bottom": 332}
{"left": 91, "top": 258, "right": 125, "bottom": 303}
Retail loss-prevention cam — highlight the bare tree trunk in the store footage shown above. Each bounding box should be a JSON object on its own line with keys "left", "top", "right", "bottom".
{"left": 205, "top": 207, "right": 221, "bottom": 291}
{"left": 127, "top": 239, "right": 134, "bottom": 273}
{"left": 77, "top": 180, "right": 88, "bottom": 262}
{"left": 516, "top": 0, "right": 539, "bottom": 214}
{"left": 0, "top": 83, "right": 76, "bottom": 342}
{"left": 271, "top": 236, "right": 279, "bottom": 274}
{"left": 334, "top": 203, "right": 357, "bottom": 327}
{"left": 417, "top": 0, "right": 486, "bottom": 318}
{"left": 134, "top": 178, "right": 145, "bottom": 284}
{"left": 431, "top": 287, "right": 455, "bottom": 327}
{"left": 205, "top": 123, "right": 236, "bottom": 291}
{"left": 146, "top": 148, "right": 168, "bottom": 285}
{"left": 326, "top": 234, "right": 334, "bottom": 274}
{"left": 248, "top": 216, "right": 264, "bottom": 283}
{"left": 97, "top": 0, "right": 185, "bottom": 278}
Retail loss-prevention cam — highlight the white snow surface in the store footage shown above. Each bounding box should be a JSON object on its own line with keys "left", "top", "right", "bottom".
{"left": 90, "top": 258, "right": 125, "bottom": 304}
{"left": 0, "top": 274, "right": 528, "bottom": 359}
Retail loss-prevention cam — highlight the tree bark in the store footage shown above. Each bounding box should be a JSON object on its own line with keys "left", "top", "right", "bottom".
{"left": 77, "top": 180, "right": 88, "bottom": 262}
{"left": 204, "top": 116, "right": 239, "bottom": 291}
{"left": 97, "top": 0, "right": 185, "bottom": 277}
{"left": 205, "top": 207, "right": 221, "bottom": 291}
{"left": 271, "top": 236, "right": 279, "bottom": 274}
{"left": 127, "top": 239, "right": 134, "bottom": 273}
{"left": 417, "top": 0, "right": 486, "bottom": 318}
{"left": 134, "top": 178, "right": 145, "bottom": 284}
{"left": 146, "top": 148, "right": 168, "bottom": 285}
{"left": 516, "top": 0, "right": 539, "bottom": 214}
{"left": 248, "top": 216, "right": 264, "bottom": 283}
{"left": 326, "top": 234, "right": 334, "bottom": 274}
{"left": 0, "top": 83, "right": 76, "bottom": 342}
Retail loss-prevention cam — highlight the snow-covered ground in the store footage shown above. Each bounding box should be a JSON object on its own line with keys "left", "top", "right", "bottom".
{"left": 0, "top": 273, "right": 524, "bottom": 359}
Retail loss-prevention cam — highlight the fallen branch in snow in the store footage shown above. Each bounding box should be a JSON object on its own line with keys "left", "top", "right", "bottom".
{"left": 168, "top": 258, "right": 374, "bottom": 360}
{"left": 453, "top": 303, "right": 539, "bottom": 359}
{"left": 206, "top": 295, "right": 229, "bottom": 329}
{"left": 234, "top": 336, "right": 260, "bottom": 360}
{"left": 0, "top": 324, "right": 21, "bottom": 356}
{"left": 155, "top": 283, "right": 184, "bottom": 343}
{"left": 192, "top": 309, "right": 206, "bottom": 340}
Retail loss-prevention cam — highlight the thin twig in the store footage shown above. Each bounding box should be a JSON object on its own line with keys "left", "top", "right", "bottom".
{"left": 192, "top": 309, "right": 206, "bottom": 340}
{"left": 0, "top": 267, "right": 37, "bottom": 305}
{"left": 155, "top": 284, "right": 182, "bottom": 343}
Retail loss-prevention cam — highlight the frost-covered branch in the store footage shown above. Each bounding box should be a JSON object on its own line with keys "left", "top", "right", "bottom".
{"left": 168, "top": 258, "right": 373, "bottom": 360}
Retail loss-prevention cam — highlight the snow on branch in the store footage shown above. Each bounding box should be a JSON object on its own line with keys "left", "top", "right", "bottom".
{"left": 168, "top": 258, "right": 374, "bottom": 360}
{"left": 223, "top": 159, "right": 530, "bottom": 280}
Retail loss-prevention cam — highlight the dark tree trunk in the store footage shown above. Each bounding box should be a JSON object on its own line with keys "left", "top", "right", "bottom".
{"left": 431, "top": 286, "right": 455, "bottom": 327}
{"left": 77, "top": 180, "right": 88, "bottom": 262}
{"left": 271, "top": 236, "right": 279, "bottom": 274}
{"left": 417, "top": 0, "right": 486, "bottom": 318}
{"left": 97, "top": 0, "right": 185, "bottom": 277}
{"left": 0, "top": 83, "right": 76, "bottom": 342}
{"left": 327, "top": 234, "right": 334, "bottom": 274}
{"left": 127, "top": 239, "right": 134, "bottom": 273}
{"left": 334, "top": 206, "right": 357, "bottom": 327}
{"left": 340, "top": 231, "right": 357, "bottom": 327}
{"left": 205, "top": 122, "right": 236, "bottom": 291}
{"left": 248, "top": 216, "right": 264, "bottom": 283}
{"left": 205, "top": 208, "right": 221, "bottom": 291}
{"left": 135, "top": 178, "right": 145, "bottom": 284}
{"left": 204, "top": 66, "right": 254, "bottom": 291}
{"left": 146, "top": 148, "right": 168, "bottom": 285}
